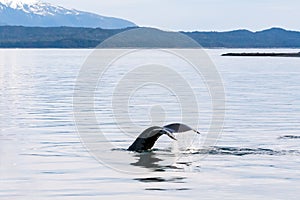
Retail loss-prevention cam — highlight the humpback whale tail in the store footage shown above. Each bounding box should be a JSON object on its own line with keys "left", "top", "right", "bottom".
{"left": 128, "top": 123, "right": 200, "bottom": 152}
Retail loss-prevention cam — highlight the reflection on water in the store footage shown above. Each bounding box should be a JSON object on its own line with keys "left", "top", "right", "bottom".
{"left": 135, "top": 177, "right": 190, "bottom": 191}
{"left": 1, "top": 49, "right": 300, "bottom": 199}
{"left": 124, "top": 146, "right": 300, "bottom": 171}
{"left": 131, "top": 152, "right": 165, "bottom": 170}
{"left": 135, "top": 177, "right": 186, "bottom": 183}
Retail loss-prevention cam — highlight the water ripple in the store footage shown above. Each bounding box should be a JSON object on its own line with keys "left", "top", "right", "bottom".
{"left": 135, "top": 177, "right": 186, "bottom": 183}
{"left": 278, "top": 135, "right": 300, "bottom": 139}
{"left": 188, "top": 146, "right": 300, "bottom": 156}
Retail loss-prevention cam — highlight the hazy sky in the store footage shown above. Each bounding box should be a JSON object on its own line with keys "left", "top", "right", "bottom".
{"left": 47, "top": 0, "right": 300, "bottom": 31}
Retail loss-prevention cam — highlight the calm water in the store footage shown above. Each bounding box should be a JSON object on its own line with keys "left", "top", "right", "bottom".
{"left": 1, "top": 49, "right": 300, "bottom": 199}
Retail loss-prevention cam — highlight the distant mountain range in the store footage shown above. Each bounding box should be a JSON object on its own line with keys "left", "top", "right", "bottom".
{"left": 184, "top": 28, "right": 300, "bottom": 48}
{"left": 1, "top": 26, "right": 300, "bottom": 48}
{"left": 0, "top": 0, "right": 136, "bottom": 29}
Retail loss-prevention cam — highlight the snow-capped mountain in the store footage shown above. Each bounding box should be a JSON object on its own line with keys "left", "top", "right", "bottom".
{"left": 0, "top": 0, "right": 136, "bottom": 29}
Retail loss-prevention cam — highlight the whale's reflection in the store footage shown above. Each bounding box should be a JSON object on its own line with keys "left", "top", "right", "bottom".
{"left": 130, "top": 151, "right": 171, "bottom": 171}
{"left": 131, "top": 151, "right": 161, "bottom": 168}
{"left": 129, "top": 150, "right": 190, "bottom": 172}
{"left": 131, "top": 151, "right": 189, "bottom": 191}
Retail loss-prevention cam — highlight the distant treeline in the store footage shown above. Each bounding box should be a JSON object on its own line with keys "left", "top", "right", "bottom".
{"left": 0, "top": 26, "right": 126, "bottom": 48}
{"left": 184, "top": 28, "right": 300, "bottom": 48}
{"left": 1, "top": 26, "right": 300, "bottom": 48}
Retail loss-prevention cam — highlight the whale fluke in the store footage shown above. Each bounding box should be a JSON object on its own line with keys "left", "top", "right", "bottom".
{"left": 163, "top": 123, "right": 200, "bottom": 134}
{"left": 128, "top": 123, "right": 200, "bottom": 152}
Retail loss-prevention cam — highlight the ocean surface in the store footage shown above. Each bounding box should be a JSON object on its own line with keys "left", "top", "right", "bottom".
{"left": 0, "top": 49, "right": 300, "bottom": 199}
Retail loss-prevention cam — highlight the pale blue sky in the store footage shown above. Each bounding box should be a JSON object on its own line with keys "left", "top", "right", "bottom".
{"left": 47, "top": 0, "right": 300, "bottom": 31}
